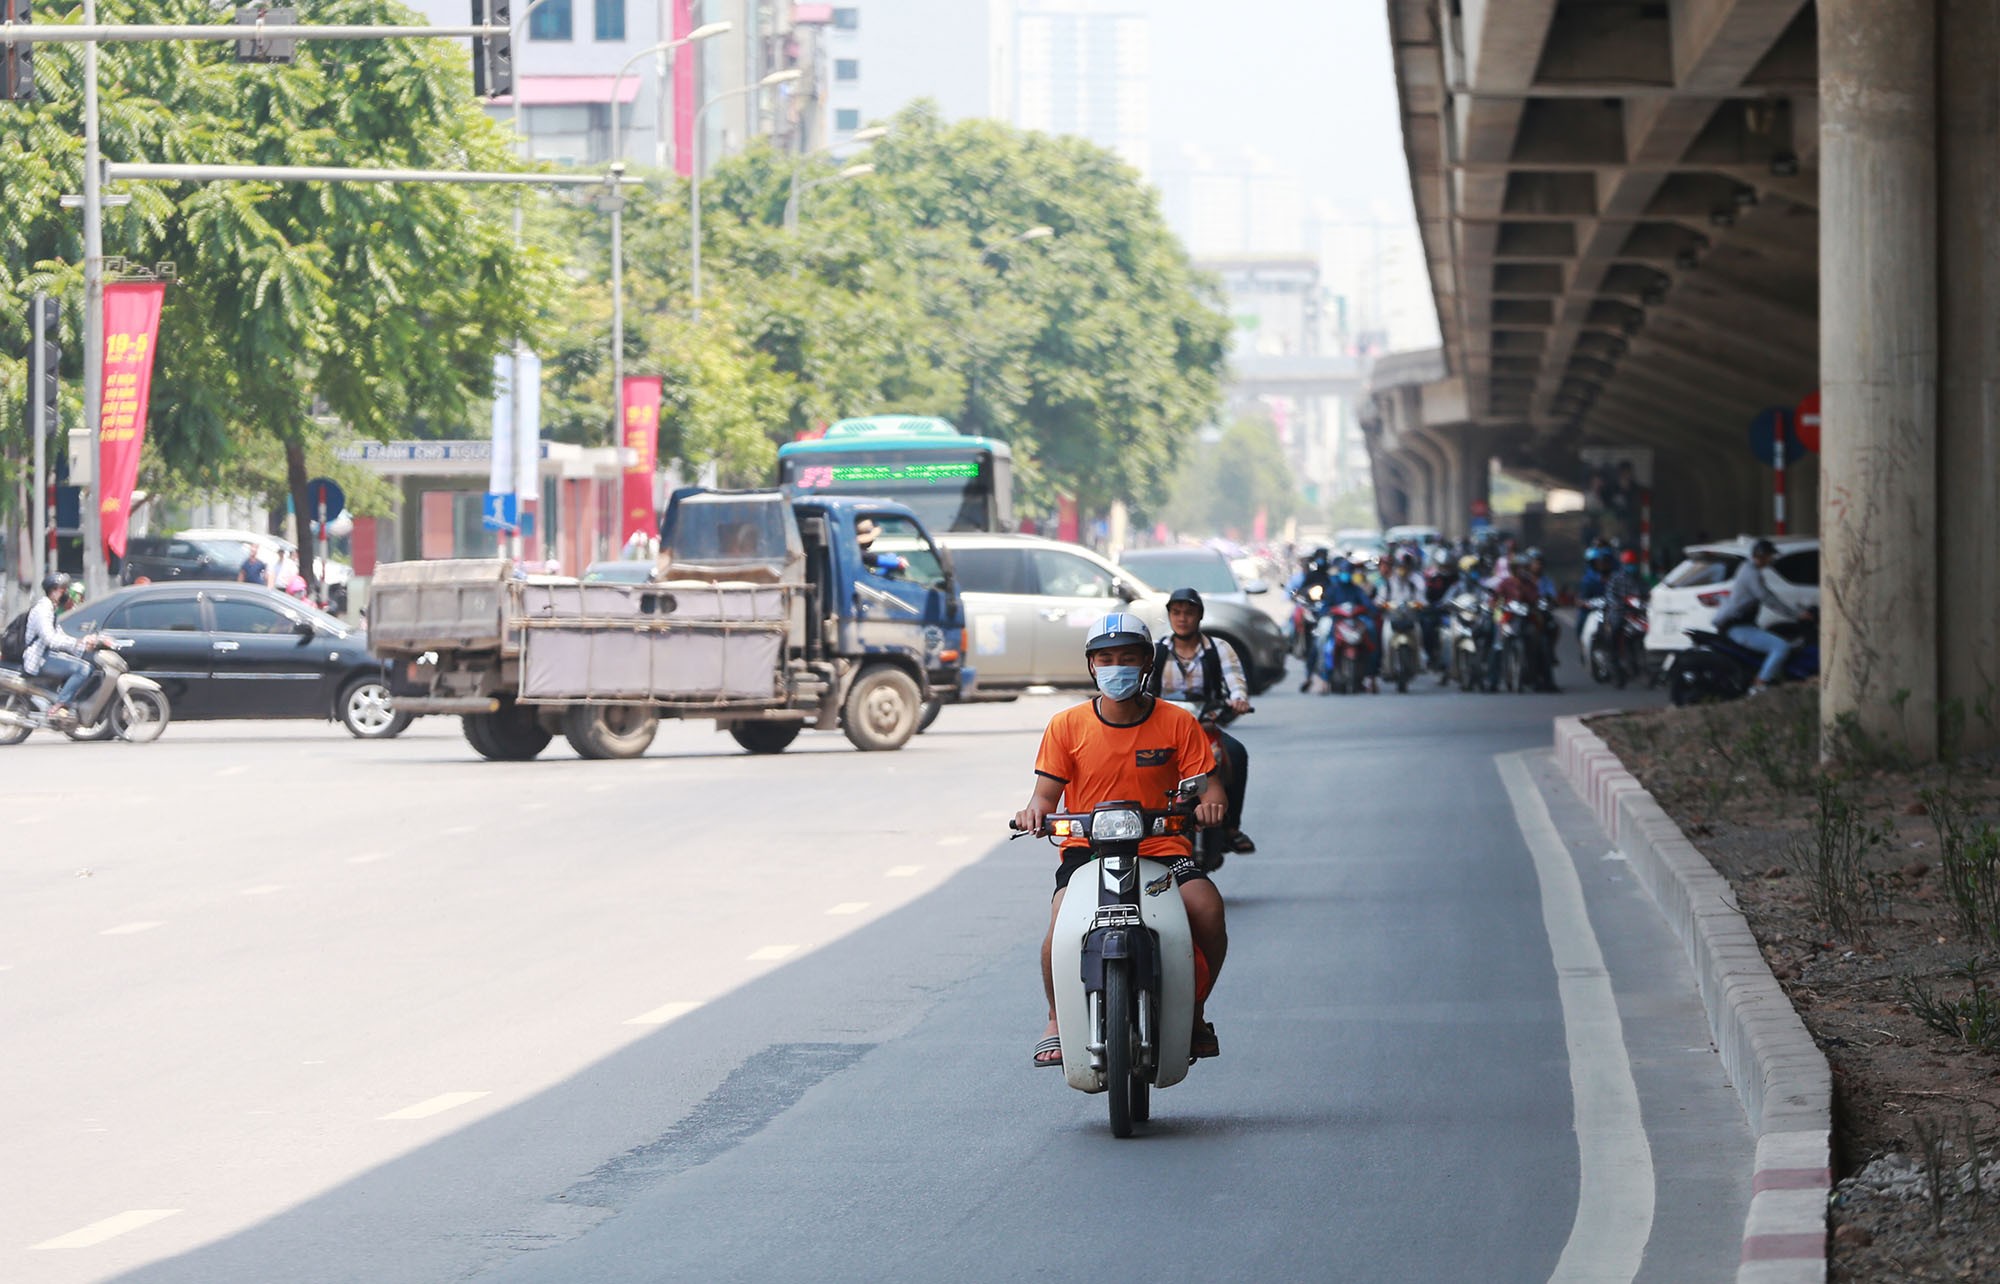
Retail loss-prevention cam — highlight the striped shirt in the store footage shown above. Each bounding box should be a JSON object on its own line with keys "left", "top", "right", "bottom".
{"left": 23, "top": 597, "right": 82, "bottom": 676}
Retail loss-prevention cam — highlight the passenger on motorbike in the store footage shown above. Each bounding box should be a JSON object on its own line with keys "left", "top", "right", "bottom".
{"left": 1145, "top": 587, "right": 1255, "bottom": 856}
{"left": 1016, "top": 614, "right": 1229, "bottom": 1068}
{"left": 22, "top": 574, "right": 105, "bottom": 722}
{"left": 1711, "top": 539, "right": 1806, "bottom": 695}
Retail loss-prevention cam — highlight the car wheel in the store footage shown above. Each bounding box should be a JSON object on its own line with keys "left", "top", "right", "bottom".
{"left": 339, "top": 676, "right": 412, "bottom": 740}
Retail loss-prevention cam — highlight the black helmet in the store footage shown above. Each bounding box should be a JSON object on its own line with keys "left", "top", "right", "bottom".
{"left": 1166, "top": 586, "right": 1204, "bottom": 617}
{"left": 41, "top": 572, "right": 69, "bottom": 594}
{"left": 1751, "top": 538, "right": 1778, "bottom": 559}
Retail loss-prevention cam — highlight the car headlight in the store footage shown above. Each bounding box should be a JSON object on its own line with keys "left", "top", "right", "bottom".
{"left": 1091, "top": 809, "right": 1144, "bottom": 841}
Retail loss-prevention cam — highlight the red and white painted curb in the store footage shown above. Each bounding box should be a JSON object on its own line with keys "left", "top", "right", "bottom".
{"left": 1555, "top": 716, "right": 1830, "bottom": 1284}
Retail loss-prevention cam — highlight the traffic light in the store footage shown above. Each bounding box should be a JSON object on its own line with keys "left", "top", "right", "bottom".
{"left": 2, "top": 0, "right": 33, "bottom": 103}
{"left": 470, "top": 0, "right": 512, "bottom": 99}
{"left": 25, "top": 295, "right": 58, "bottom": 435}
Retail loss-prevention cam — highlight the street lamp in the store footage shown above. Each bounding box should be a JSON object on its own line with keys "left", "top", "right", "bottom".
{"left": 784, "top": 162, "right": 875, "bottom": 232}
{"left": 690, "top": 67, "right": 804, "bottom": 317}
{"left": 604, "top": 20, "right": 731, "bottom": 423}
{"left": 783, "top": 126, "right": 888, "bottom": 232}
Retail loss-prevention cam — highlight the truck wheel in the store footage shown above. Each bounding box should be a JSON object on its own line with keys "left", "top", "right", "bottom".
{"left": 730, "top": 721, "right": 802, "bottom": 754}
{"left": 915, "top": 699, "right": 943, "bottom": 734}
{"left": 842, "top": 667, "right": 921, "bottom": 752}
{"left": 562, "top": 704, "right": 658, "bottom": 760}
{"left": 464, "top": 703, "right": 551, "bottom": 761}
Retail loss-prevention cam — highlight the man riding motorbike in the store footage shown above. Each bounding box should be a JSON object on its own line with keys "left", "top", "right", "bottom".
{"left": 1377, "top": 551, "right": 1428, "bottom": 681}
{"left": 1016, "top": 614, "right": 1229, "bottom": 1069}
{"left": 1711, "top": 538, "right": 1807, "bottom": 695}
{"left": 21, "top": 573, "right": 106, "bottom": 723}
{"left": 1489, "top": 555, "right": 1560, "bottom": 692}
{"left": 1145, "top": 587, "right": 1255, "bottom": 856}
{"left": 1326, "top": 557, "right": 1380, "bottom": 692}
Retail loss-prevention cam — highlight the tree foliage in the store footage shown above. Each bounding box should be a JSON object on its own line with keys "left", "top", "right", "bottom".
{"left": 1163, "top": 415, "right": 1300, "bottom": 538}
{"left": 2, "top": 0, "right": 555, "bottom": 582}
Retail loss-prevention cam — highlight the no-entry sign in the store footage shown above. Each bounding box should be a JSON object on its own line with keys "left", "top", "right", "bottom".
{"left": 1795, "top": 390, "right": 1821, "bottom": 452}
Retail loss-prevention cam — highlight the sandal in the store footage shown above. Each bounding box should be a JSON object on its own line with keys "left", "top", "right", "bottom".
{"left": 1031, "top": 1035, "right": 1063, "bottom": 1068}
{"left": 1190, "top": 1021, "right": 1220, "bottom": 1060}
{"left": 1227, "top": 831, "right": 1257, "bottom": 855}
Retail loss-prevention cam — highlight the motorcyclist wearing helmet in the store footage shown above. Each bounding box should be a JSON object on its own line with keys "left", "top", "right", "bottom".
{"left": 1490, "top": 551, "right": 1560, "bottom": 692}
{"left": 1578, "top": 545, "right": 1615, "bottom": 660}
{"left": 1016, "top": 613, "right": 1229, "bottom": 1068}
{"left": 1321, "top": 556, "right": 1381, "bottom": 691}
{"left": 1145, "top": 587, "right": 1255, "bottom": 856}
{"left": 23, "top": 573, "right": 105, "bottom": 721}
{"left": 1288, "top": 546, "right": 1333, "bottom": 601}
{"left": 1377, "top": 550, "right": 1428, "bottom": 666}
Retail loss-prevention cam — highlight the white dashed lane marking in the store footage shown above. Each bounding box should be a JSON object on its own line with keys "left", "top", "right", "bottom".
{"left": 378, "top": 1091, "right": 490, "bottom": 1121}
{"left": 30, "top": 1209, "right": 181, "bottom": 1251}
{"left": 747, "top": 944, "right": 799, "bottom": 962}
{"left": 825, "top": 902, "right": 869, "bottom": 916}
{"left": 239, "top": 885, "right": 283, "bottom": 897}
{"left": 623, "top": 1000, "right": 703, "bottom": 1026}
{"left": 100, "top": 922, "right": 164, "bottom": 936}
{"left": 884, "top": 865, "right": 922, "bottom": 878}
{"left": 439, "top": 825, "right": 478, "bottom": 836}
{"left": 346, "top": 852, "right": 392, "bottom": 864}
{"left": 935, "top": 835, "right": 970, "bottom": 847}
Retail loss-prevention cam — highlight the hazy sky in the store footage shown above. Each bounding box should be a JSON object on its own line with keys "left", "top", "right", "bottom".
{"left": 1141, "top": 0, "right": 1413, "bottom": 224}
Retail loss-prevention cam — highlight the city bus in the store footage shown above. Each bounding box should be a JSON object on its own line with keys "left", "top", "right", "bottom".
{"left": 775, "top": 415, "right": 1014, "bottom": 533}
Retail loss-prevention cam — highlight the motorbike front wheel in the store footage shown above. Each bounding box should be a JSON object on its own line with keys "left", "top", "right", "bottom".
{"left": 1105, "top": 961, "right": 1136, "bottom": 1139}
{"left": 1669, "top": 653, "right": 1741, "bottom": 706}
{"left": 111, "top": 688, "right": 170, "bottom": 743}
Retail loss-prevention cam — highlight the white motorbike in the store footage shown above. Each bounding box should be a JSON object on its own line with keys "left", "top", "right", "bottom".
{"left": 0, "top": 646, "right": 171, "bottom": 745}
{"left": 1015, "top": 777, "right": 1205, "bottom": 1138}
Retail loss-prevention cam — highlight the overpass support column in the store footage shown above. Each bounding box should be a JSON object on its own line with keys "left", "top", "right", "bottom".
{"left": 1939, "top": 0, "right": 2000, "bottom": 752}
{"left": 1819, "top": 0, "right": 1938, "bottom": 759}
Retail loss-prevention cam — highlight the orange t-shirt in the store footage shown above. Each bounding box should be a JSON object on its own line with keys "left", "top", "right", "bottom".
{"left": 1033, "top": 696, "right": 1213, "bottom": 858}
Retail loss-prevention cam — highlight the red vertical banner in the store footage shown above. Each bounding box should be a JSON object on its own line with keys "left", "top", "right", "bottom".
{"left": 97, "top": 281, "right": 167, "bottom": 558}
{"left": 620, "top": 376, "right": 663, "bottom": 542}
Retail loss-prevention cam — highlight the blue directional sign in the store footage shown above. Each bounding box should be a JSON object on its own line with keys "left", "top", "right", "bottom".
{"left": 304, "top": 476, "right": 347, "bottom": 520}
{"left": 482, "top": 491, "right": 518, "bottom": 532}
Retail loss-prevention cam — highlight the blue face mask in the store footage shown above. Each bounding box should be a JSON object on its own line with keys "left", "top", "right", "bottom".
{"left": 1093, "top": 665, "right": 1144, "bottom": 701}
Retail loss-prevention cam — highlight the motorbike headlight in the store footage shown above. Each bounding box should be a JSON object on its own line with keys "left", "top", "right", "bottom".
{"left": 1091, "top": 809, "right": 1144, "bottom": 842}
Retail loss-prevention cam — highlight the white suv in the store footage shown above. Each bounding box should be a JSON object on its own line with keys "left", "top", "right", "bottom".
{"left": 1646, "top": 536, "right": 1819, "bottom": 656}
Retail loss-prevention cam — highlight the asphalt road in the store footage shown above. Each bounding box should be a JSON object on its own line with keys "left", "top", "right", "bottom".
{"left": 0, "top": 673, "right": 1752, "bottom": 1283}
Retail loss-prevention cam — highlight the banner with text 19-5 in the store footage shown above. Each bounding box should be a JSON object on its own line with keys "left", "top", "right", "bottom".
{"left": 620, "top": 376, "right": 663, "bottom": 542}
{"left": 98, "top": 281, "right": 168, "bottom": 558}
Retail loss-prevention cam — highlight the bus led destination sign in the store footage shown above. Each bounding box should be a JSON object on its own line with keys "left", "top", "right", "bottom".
{"left": 795, "top": 460, "right": 982, "bottom": 488}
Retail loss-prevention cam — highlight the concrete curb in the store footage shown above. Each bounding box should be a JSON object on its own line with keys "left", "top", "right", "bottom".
{"left": 1554, "top": 715, "right": 1831, "bottom": 1284}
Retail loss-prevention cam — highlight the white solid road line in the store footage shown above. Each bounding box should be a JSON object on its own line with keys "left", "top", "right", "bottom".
{"left": 100, "top": 921, "right": 164, "bottom": 936}
{"left": 623, "top": 1000, "right": 703, "bottom": 1026}
{"left": 30, "top": 1208, "right": 181, "bottom": 1251}
{"left": 747, "top": 944, "right": 799, "bottom": 961}
{"left": 239, "top": 885, "right": 283, "bottom": 896}
{"left": 935, "top": 835, "right": 970, "bottom": 847}
{"left": 377, "top": 1091, "right": 491, "bottom": 1121}
{"left": 1496, "top": 751, "right": 1655, "bottom": 1283}
{"left": 884, "top": 865, "right": 922, "bottom": 878}
{"left": 346, "top": 851, "right": 391, "bottom": 864}
{"left": 825, "top": 902, "right": 870, "bottom": 915}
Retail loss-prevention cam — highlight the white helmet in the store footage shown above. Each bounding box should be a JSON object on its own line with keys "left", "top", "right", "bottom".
{"left": 1084, "top": 612, "right": 1151, "bottom": 657}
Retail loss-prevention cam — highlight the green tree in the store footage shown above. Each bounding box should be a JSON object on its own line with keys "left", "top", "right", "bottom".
{"left": 1163, "top": 415, "right": 1300, "bottom": 538}
{"left": 2, "top": 0, "right": 555, "bottom": 588}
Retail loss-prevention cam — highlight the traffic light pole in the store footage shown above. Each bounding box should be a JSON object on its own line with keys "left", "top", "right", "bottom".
{"left": 31, "top": 290, "right": 48, "bottom": 586}
{"left": 79, "top": 0, "right": 105, "bottom": 596}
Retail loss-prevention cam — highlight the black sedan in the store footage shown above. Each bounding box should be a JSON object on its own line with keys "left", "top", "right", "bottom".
{"left": 58, "top": 584, "right": 412, "bottom": 739}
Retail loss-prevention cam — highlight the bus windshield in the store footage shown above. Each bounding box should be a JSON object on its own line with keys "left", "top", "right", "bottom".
{"left": 778, "top": 444, "right": 1009, "bottom": 532}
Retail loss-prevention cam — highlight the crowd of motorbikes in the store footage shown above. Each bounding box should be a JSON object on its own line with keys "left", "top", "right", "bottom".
{"left": 1282, "top": 543, "right": 1664, "bottom": 697}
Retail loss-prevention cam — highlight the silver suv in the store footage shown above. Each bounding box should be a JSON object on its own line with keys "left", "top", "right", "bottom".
{"left": 937, "top": 533, "right": 1287, "bottom": 694}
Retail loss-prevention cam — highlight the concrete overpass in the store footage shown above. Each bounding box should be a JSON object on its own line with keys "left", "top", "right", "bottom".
{"left": 1375, "top": 0, "right": 1999, "bottom": 757}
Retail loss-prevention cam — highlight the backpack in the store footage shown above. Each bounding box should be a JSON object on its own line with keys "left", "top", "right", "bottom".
{"left": 0, "top": 610, "right": 27, "bottom": 664}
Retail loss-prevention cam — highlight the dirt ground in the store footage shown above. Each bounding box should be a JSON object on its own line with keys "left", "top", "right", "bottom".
{"left": 1590, "top": 688, "right": 2000, "bottom": 1282}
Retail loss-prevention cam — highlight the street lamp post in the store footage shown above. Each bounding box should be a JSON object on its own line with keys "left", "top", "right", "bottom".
{"left": 783, "top": 124, "right": 886, "bottom": 233}
{"left": 783, "top": 162, "right": 874, "bottom": 233}
{"left": 690, "top": 67, "right": 802, "bottom": 318}
{"left": 603, "top": 22, "right": 730, "bottom": 422}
